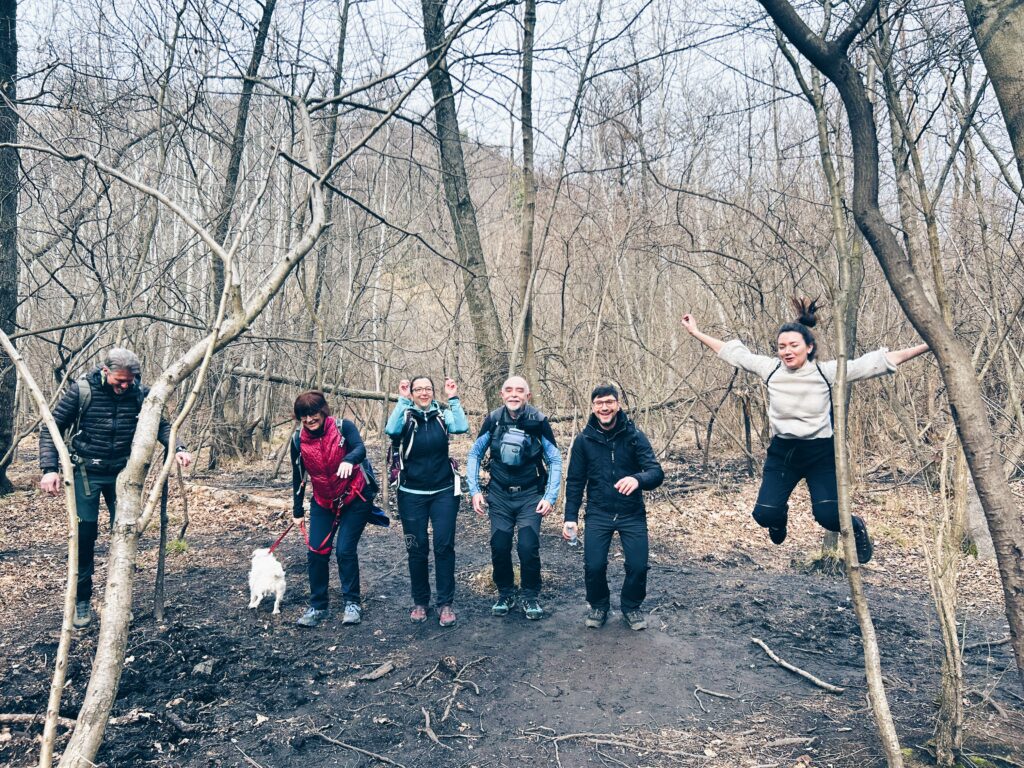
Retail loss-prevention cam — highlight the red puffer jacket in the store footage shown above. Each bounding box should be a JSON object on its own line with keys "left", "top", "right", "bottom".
{"left": 300, "top": 417, "right": 367, "bottom": 508}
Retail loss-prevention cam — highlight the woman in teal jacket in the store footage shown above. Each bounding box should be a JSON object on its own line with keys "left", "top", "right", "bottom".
{"left": 385, "top": 376, "right": 468, "bottom": 626}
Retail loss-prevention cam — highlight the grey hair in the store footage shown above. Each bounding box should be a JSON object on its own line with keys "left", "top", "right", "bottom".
{"left": 104, "top": 348, "right": 141, "bottom": 375}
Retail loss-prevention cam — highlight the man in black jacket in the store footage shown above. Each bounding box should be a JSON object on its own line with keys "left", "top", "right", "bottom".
{"left": 563, "top": 385, "right": 664, "bottom": 630}
{"left": 39, "top": 348, "right": 191, "bottom": 629}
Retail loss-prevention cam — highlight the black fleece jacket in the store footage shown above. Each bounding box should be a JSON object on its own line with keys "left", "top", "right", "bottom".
{"left": 564, "top": 413, "right": 664, "bottom": 522}
{"left": 39, "top": 368, "right": 179, "bottom": 474}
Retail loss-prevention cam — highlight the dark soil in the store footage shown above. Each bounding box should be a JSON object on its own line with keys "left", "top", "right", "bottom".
{"left": 1, "top": 471, "right": 1022, "bottom": 768}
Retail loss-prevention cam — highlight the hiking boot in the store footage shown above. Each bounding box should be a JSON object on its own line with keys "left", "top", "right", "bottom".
{"left": 296, "top": 607, "right": 328, "bottom": 628}
{"left": 72, "top": 601, "right": 91, "bottom": 629}
{"left": 438, "top": 605, "right": 457, "bottom": 627}
{"left": 852, "top": 516, "right": 874, "bottom": 564}
{"left": 342, "top": 603, "right": 362, "bottom": 625}
{"left": 585, "top": 607, "right": 608, "bottom": 628}
{"left": 491, "top": 594, "right": 516, "bottom": 616}
{"left": 623, "top": 610, "right": 647, "bottom": 631}
{"left": 410, "top": 605, "right": 428, "bottom": 623}
{"left": 768, "top": 526, "right": 787, "bottom": 545}
{"left": 522, "top": 599, "right": 544, "bottom": 621}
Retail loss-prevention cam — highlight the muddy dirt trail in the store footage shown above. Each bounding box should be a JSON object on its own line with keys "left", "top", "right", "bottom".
{"left": 2, "top": 477, "right": 1022, "bottom": 768}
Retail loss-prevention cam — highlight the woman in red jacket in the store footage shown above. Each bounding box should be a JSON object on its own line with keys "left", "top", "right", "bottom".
{"left": 291, "top": 391, "right": 380, "bottom": 628}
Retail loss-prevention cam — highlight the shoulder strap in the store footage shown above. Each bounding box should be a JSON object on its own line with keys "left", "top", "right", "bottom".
{"left": 76, "top": 377, "right": 92, "bottom": 418}
{"left": 764, "top": 361, "right": 782, "bottom": 386}
{"left": 815, "top": 362, "right": 835, "bottom": 425}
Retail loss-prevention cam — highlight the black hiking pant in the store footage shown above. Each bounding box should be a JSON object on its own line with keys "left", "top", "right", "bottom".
{"left": 753, "top": 436, "right": 839, "bottom": 532}
{"left": 307, "top": 497, "right": 370, "bottom": 610}
{"left": 398, "top": 488, "right": 459, "bottom": 607}
{"left": 73, "top": 467, "right": 119, "bottom": 603}
{"left": 486, "top": 487, "right": 543, "bottom": 600}
{"left": 583, "top": 509, "right": 649, "bottom": 613}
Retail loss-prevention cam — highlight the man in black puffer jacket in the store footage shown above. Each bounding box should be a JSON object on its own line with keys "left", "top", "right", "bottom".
{"left": 563, "top": 385, "right": 664, "bottom": 631}
{"left": 39, "top": 348, "right": 192, "bottom": 629}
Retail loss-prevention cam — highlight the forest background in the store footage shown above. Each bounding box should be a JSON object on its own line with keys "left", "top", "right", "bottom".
{"left": 1, "top": 0, "right": 1024, "bottom": 766}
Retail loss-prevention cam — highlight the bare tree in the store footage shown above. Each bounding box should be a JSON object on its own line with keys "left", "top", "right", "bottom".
{"left": 0, "top": 0, "right": 17, "bottom": 493}
{"left": 761, "top": 0, "right": 1024, "bottom": 691}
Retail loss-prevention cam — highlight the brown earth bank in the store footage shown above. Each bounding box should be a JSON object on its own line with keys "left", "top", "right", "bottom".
{"left": 1, "top": 454, "right": 1022, "bottom": 768}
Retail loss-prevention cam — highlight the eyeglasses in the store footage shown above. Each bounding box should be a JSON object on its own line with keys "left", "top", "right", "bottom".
{"left": 412, "top": 386, "right": 434, "bottom": 394}
{"left": 592, "top": 398, "right": 618, "bottom": 407}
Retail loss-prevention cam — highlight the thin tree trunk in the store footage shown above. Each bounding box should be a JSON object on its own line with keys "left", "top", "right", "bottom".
{"left": 509, "top": 0, "right": 538, "bottom": 385}
{"left": 964, "top": 0, "right": 1024, "bottom": 185}
{"left": 0, "top": 0, "right": 18, "bottom": 494}
{"left": 762, "top": 0, "right": 1024, "bottom": 694}
{"left": 420, "top": 0, "right": 508, "bottom": 406}
{"left": 0, "top": 330, "right": 78, "bottom": 768}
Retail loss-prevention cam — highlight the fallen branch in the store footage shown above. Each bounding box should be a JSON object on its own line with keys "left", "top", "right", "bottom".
{"left": 316, "top": 731, "right": 408, "bottom": 767}
{"left": 234, "top": 745, "right": 269, "bottom": 768}
{"left": 750, "top": 637, "right": 845, "bottom": 694}
{"left": 419, "top": 707, "right": 452, "bottom": 750}
{"left": 695, "top": 686, "right": 735, "bottom": 700}
{"left": 165, "top": 711, "right": 200, "bottom": 734}
{"left": 766, "top": 736, "right": 817, "bottom": 747}
{"left": 359, "top": 660, "right": 396, "bottom": 681}
{"left": 963, "top": 635, "right": 1011, "bottom": 652}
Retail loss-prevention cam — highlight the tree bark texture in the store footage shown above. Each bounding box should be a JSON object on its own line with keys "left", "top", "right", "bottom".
{"left": 760, "top": 0, "right": 1024, "bottom": 692}
{"left": 964, "top": 0, "right": 1024, "bottom": 185}
{"left": 0, "top": 0, "right": 18, "bottom": 494}
{"left": 421, "top": 0, "right": 507, "bottom": 407}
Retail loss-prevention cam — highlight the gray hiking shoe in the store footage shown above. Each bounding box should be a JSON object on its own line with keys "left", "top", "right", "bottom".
{"left": 852, "top": 516, "right": 874, "bottom": 564}
{"left": 342, "top": 603, "right": 362, "bottom": 625}
{"left": 296, "top": 607, "right": 328, "bottom": 627}
{"left": 585, "top": 607, "right": 608, "bottom": 628}
{"left": 72, "top": 601, "right": 91, "bottom": 629}
{"left": 623, "top": 610, "right": 647, "bottom": 631}
{"left": 491, "top": 594, "right": 516, "bottom": 616}
{"left": 522, "top": 599, "right": 544, "bottom": 621}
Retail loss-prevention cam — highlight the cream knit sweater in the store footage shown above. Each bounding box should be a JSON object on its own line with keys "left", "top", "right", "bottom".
{"left": 718, "top": 339, "right": 896, "bottom": 439}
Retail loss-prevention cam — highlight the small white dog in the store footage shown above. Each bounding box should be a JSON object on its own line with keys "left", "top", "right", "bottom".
{"left": 248, "top": 548, "right": 286, "bottom": 614}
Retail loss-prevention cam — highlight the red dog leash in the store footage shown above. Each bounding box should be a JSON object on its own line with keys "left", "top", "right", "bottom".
{"left": 267, "top": 522, "right": 295, "bottom": 554}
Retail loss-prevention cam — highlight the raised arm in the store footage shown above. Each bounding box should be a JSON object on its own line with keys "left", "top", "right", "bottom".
{"left": 681, "top": 314, "right": 726, "bottom": 354}
{"left": 885, "top": 343, "right": 929, "bottom": 367}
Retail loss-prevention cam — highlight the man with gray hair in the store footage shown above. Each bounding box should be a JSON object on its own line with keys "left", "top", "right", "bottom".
{"left": 40, "top": 348, "right": 192, "bottom": 628}
{"left": 467, "top": 376, "right": 562, "bottom": 620}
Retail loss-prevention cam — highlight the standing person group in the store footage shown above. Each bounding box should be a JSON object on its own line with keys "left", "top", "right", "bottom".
{"left": 42, "top": 307, "right": 929, "bottom": 632}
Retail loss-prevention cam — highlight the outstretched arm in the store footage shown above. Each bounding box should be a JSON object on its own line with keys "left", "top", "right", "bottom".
{"left": 885, "top": 343, "right": 929, "bottom": 367}
{"left": 681, "top": 314, "right": 726, "bottom": 354}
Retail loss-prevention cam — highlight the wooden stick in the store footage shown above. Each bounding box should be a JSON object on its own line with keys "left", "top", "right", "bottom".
{"left": 415, "top": 662, "right": 440, "bottom": 688}
{"left": 316, "top": 732, "right": 408, "bottom": 767}
{"left": 695, "top": 686, "right": 735, "bottom": 700}
{"left": 418, "top": 708, "right": 452, "bottom": 750}
{"left": 234, "top": 745, "right": 269, "bottom": 768}
{"left": 751, "top": 637, "right": 845, "bottom": 694}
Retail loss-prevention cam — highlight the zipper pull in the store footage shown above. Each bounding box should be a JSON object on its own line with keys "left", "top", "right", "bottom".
{"left": 611, "top": 449, "right": 615, "bottom": 463}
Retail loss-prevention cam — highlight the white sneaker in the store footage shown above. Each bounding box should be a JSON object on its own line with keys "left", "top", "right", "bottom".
{"left": 342, "top": 603, "right": 362, "bottom": 625}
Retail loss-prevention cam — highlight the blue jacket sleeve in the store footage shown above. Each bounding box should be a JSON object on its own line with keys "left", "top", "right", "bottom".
{"left": 384, "top": 398, "right": 412, "bottom": 436}
{"left": 444, "top": 397, "right": 469, "bottom": 434}
{"left": 466, "top": 431, "right": 490, "bottom": 496}
{"left": 340, "top": 419, "right": 367, "bottom": 465}
{"left": 541, "top": 436, "right": 562, "bottom": 507}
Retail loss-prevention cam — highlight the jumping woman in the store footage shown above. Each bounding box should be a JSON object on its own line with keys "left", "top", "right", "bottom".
{"left": 681, "top": 300, "right": 928, "bottom": 563}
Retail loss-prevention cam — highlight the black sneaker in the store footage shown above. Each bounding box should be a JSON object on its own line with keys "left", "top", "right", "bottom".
{"left": 768, "top": 526, "right": 787, "bottom": 545}
{"left": 623, "top": 610, "right": 647, "bottom": 631}
{"left": 585, "top": 607, "right": 608, "bottom": 628}
{"left": 72, "top": 601, "right": 91, "bottom": 629}
{"left": 491, "top": 594, "right": 516, "bottom": 616}
{"left": 296, "top": 607, "right": 328, "bottom": 627}
{"left": 852, "top": 516, "right": 874, "bottom": 564}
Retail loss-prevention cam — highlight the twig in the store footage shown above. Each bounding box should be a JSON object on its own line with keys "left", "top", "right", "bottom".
{"left": 416, "top": 661, "right": 440, "bottom": 688}
{"left": 418, "top": 708, "right": 453, "bottom": 750}
{"left": 234, "top": 745, "right": 268, "bottom": 768}
{"left": 692, "top": 689, "right": 707, "bottom": 713}
{"left": 165, "top": 711, "right": 200, "bottom": 734}
{"left": 695, "top": 686, "right": 735, "bottom": 700}
{"left": 766, "top": 736, "right": 817, "bottom": 747}
{"left": 962, "top": 635, "right": 1011, "bottom": 652}
{"left": 518, "top": 680, "right": 550, "bottom": 697}
{"left": 315, "top": 732, "right": 408, "bottom": 767}
{"left": 441, "top": 684, "right": 461, "bottom": 722}
{"left": 750, "top": 637, "right": 845, "bottom": 694}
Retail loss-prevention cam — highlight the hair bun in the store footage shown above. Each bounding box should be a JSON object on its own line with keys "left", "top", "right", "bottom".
{"left": 791, "top": 297, "right": 819, "bottom": 328}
